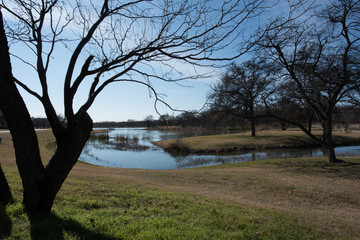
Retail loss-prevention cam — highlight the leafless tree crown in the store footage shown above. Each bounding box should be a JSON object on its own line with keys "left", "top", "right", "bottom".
{"left": 1, "top": 0, "right": 268, "bottom": 133}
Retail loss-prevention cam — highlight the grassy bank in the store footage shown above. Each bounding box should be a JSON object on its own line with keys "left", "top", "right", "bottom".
{"left": 153, "top": 129, "right": 360, "bottom": 154}
{"left": 1, "top": 130, "right": 360, "bottom": 239}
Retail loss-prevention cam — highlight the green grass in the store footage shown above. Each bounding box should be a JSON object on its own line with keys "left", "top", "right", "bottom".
{"left": 1, "top": 165, "right": 327, "bottom": 240}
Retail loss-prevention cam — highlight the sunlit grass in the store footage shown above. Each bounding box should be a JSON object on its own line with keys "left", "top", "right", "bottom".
{"left": 1, "top": 164, "right": 327, "bottom": 240}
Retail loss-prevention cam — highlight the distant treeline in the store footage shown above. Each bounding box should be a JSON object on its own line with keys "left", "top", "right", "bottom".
{"left": 28, "top": 105, "right": 359, "bottom": 130}
{"left": 90, "top": 105, "right": 360, "bottom": 131}
{"left": 93, "top": 120, "right": 152, "bottom": 128}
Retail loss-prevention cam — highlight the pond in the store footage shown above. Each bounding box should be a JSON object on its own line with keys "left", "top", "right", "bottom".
{"left": 79, "top": 128, "right": 360, "bottom": 170}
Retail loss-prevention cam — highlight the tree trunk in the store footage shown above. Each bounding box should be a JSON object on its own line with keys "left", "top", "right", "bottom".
{"left": 0, "top": 11, "right": 13, "bottom": 206}
{"left": 323, "top": 145, "right": 337, "bottom": 163}
{"left": 307, "top": 120, "right": 312, "bottom": 134}
{"left": 0, "top": 164, "right": 13, "bottom": 205}
{"left": 321, "top": 115, "right": 338, "bottom": 163}
{"left": 250, "top": 107, "right": 256, "bottom": 137}
{"left": 250, "top": 117, "right": 256, "bottom": 137}
{"left": 0, "top": 10, "right": 94, "bottom": 214}
{"left": 41, "top": 114, "right": 93, "bottom": 213}
{"left": 306, "top": 109, "right": 314, "bottom": 134}
{"left": 0, "top": 10, "right": 47, "bottom": 212}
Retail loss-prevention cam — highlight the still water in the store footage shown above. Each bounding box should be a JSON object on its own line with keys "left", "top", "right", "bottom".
{"left": 80, "top": 128, "right": 360, "bottom": 170}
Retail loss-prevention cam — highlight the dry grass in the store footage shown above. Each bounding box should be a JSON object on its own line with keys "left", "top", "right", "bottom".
{"left": 1, "top": 129, "right": 360, "bottom": 238}
{"left": 68, "top": 157, "right": 360, "bottom": 238}
{"left": 0, "top": 131, "right": 16, "bottom": 166}
{"left": 154, "top": 128, "right": 360, "bottom": 153}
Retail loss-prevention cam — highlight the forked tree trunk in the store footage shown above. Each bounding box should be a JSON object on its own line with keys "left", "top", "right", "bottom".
{"left": 7, "top": 114, "right": 91, "bottom": 214}
{"left": 40, "top": 115, "right": 93, "bottom": 213}
{"left": 23, "top": 114, "right": 92, "bottom": 214}
{"left": 0, "top": 10, "right": 93, "bottom": 214}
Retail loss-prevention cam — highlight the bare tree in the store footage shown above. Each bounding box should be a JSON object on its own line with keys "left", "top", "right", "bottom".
{"left": 208, "top": 58, "right": 275, "bottom": 136}
{"left": 144, "top": 115, "right": 155, "bottom": 129}
{"left": 175, "top": 110, "right": 200, "bottom": 127}
{"left": 258, "top": 0, "right": 360, "bottom": 162}
{"left": 270, "top": 80, "right": 316, "bottom": 132}
{"left": 0, "top": 0, "right": 267, "bottom": 214}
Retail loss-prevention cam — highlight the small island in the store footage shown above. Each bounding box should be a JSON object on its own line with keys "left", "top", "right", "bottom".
{"left": 153, "top": 129, "right": 360, "bottom": 154}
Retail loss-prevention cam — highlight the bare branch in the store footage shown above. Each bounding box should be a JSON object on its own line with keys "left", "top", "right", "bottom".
{"left": 13, "top": 77, "right": 42, "bottom": 101}
{"left": 4, "top": 0, "right": 269, "bottom": 130}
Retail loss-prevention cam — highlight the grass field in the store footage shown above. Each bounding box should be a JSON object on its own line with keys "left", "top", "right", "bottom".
{"left": 1, "top": 129, "right": 360, "bottom": 239}
{"left": 153, "top": 128, "right": 360, "bottom": 153}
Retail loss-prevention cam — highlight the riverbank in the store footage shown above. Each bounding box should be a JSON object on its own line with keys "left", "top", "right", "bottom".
{"left": 1, "top": 130, "right": 360, "bottom": 239}
{"left": 153, "top": 129, "right": 360, "bottom": 154}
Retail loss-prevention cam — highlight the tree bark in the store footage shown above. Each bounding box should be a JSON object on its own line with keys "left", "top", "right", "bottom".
{"left": 321, "top": 136, "right": 337, "bottom": 163}
{"left": 0, "top": 12, "right": 13, "bottom": 206}
{"left": 306, "top": 110, "right": 314, "bottom": 134}
{"left": 0, "top": 10, "right": 94, "bottom": 214}
{"left": 0, "top": 164, "right": 13, "bottom": 205}
{"left": 250, "top": 116, "right": 256, "bottom": 137}
{"left": 307, "top": 120, "right": 312, "bottom": 134}
{"left": 324, "top": 145, "right": 337, "bottom": 163}
{"left": 250, "top": 106, "right": 256, "bottom": 137}
{"left": 0, "top": 10, "right": 46, "bottom": 212}
{"left": 320, "top": 114, "right": 338, "bottom": 163}
{"left": 42, "top": 114, "right": 93, "bottom": 213}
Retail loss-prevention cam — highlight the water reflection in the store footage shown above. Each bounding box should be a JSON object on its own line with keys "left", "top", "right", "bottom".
{"left": 88, "top": 132, "right": 152, "bottom": 152}
{"left": 80, "top": 128, "right": 360, "bottom": 170}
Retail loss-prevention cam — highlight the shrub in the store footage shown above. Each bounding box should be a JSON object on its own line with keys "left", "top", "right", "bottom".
{"left": 164, "top": 139, "right": 192, "bottom": 153}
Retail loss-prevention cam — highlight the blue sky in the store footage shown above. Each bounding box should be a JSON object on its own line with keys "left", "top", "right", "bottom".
{"left": 5, "top": 0, "right": 242, "bottom": 122}
{"left": 5, "top": 0, "right": 317, "bottom": 122}
{"left": 10, "top": 38, "right": 225, "bottom": 122}
{"left": 13, "top": 54, "right": 217, "bottom": 122}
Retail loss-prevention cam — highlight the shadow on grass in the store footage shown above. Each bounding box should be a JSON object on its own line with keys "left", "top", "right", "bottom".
{"left": 273, "top": 158, "right": 360, "bottom": 180}
{"left": 0, "top": 205, "right": 12, "bottom": 239}
{"left": 28, "top": 213, "right": 119, "bottom": 240}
